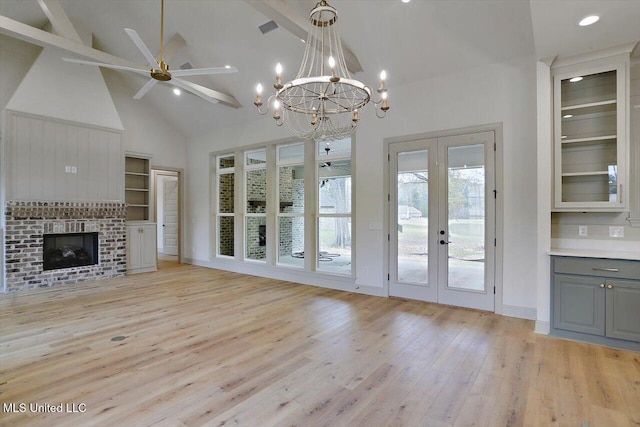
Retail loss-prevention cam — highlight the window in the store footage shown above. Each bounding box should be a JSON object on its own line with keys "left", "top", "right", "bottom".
{"left": 245, "top": 149, "right": 267, "bottom": 262}
{"left": 317, "top": 139, "right": 352, "bottom": 274}
{"left": 216, "top": 155, "right": 235, "bottom": 257}
{"left": 277, "top": 143, "right": 305, "bottom": 268}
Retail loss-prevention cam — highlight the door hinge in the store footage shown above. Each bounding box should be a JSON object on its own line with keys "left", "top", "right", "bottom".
{"left": 388, "top": 234, "right": 390, "bottom": 242}
{"left": 388, "top": 154, "right": 391, "bottom": 161}
{"left": 388, "top": 194, "right": 390, "bottom": 202}
{"left": 388, "top": 274, "right": 390, "bottom": 280}
{"left": 494, "top": 142, "right": 497, "bottom": 151}
{"left": 494, "top": 238, "right": 497, "bottom": 246}
{"left": 494, "top": 286, "right": 496, "bottom": 294}
{"left": 493, "top": 189, "right": 497, "bottom": 199}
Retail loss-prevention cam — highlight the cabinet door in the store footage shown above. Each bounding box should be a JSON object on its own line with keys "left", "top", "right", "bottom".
{"left": 553, "top": 62, "right": 627, "bottom": 211}
{"left": 126, "top": 226, "right": 141, "bottom": 270}
{"left": 606, "top": 279, "right": 640, "bottom": 342}
{"left": 553, "top": 274, "right": 605, "bottom": 336}
{"left": 140, "top": 225, "right": 157, "bottom": 269}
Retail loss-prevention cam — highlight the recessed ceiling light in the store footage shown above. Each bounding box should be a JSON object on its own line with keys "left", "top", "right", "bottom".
{"left": 173, "top": 88, "right": 181, "bottom": 96}
{"left": 569, "top": 76, "right": 583, "bottom": 83}
{"left": 563, "top": 114, "right": 573, "bottom": 119}
{"left": 224, "top": 65, "right": 231, "bottom": 69}
{"left": 579, "top": 15, "right": 599, "bottom": 26}
{"left": 402, "top": 0, "right": 410, "bottom": 3}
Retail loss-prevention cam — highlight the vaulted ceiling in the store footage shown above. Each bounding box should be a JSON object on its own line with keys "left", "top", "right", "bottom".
{"left": 1, "top": 0, "right": 639, "bottom": 140}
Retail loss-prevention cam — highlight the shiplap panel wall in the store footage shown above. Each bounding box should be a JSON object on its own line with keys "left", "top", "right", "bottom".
{"left": 7, "top": 111, "right": 123, "bottom": 202}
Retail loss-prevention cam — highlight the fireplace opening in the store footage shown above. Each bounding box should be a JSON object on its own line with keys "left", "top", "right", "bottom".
{"left": 43, "top": 233, "right": 99, "bottom": 271}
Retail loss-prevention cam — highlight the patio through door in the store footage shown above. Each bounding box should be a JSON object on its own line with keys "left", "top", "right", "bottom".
{"left": 389, "top": 131, "right": 496, "bottom": 311}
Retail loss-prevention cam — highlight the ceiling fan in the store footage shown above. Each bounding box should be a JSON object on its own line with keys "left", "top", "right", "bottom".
{"left": 63, "top": 0, "right": 237, "bottom": 104}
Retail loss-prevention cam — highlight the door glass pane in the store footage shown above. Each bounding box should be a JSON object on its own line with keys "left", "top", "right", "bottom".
{"left": 218, "top": 173, "right": 234, "bottom": 213}
{"left": 246, "top": 169, "right": 266, "bottom": 213}
{"left": 318, "top": 138, "right": 351, "bottom": 157}
{"left": 218, "top": 216, "right": 234, "bottom": 257}
{"left": 317, "top": 217, "right": 351, "bottom": 274}
{"left": 319, "top": 160, "right": 351, "bottom": 214}
{"left": 447, "top": 144, "right": 485, "bottom": 291}
{"left": 278, "top": 143, "right": 304, "bottom": 162}
{"left": 246, "top": 217, "right": 266, "bottom": 261}
{"left": 278, "top": 216, "right": 304, "bottom": 267}
{"left": 279, "top": 165, "right": 304, "bottom": 214}
{"left": 218, "top": 155, "right": 234, "bottom": 169}
{"left": 396, "top": 150, "right": 429, "bottom": 284}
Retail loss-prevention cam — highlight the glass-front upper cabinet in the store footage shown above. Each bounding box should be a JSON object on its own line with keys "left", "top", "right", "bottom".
{"left": 553, "top": 60, "right": 628, "bottom": 211}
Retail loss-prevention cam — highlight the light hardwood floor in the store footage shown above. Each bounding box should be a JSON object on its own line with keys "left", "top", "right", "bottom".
{"left": 1, "top": 259, "right": 639, "bottom": 426}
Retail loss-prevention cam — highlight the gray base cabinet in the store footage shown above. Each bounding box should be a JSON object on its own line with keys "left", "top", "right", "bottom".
{"left": 551, "top": 256, "right": 640, "bottom": 346}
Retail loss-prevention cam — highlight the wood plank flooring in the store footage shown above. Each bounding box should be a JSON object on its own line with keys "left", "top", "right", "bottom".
{"left": 1, "top": 259, "right": 639, "bottom": 426}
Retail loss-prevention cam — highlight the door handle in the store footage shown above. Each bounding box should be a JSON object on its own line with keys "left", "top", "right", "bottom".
{"left": 599, "top": 283, "right": 605, "bottom": 288}
{"left": 592, "top": 267, "right": 619, "bottom": 272}
{"left": 607, "top": 284, "right": 614, "bottom": 289}
{"left": 439, "top": 240, "right": 450, "bottom": 245}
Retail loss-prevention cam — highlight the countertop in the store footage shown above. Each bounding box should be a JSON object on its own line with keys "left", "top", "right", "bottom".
{"left": 548, "top": 248, "right": 640, "bottom": 261}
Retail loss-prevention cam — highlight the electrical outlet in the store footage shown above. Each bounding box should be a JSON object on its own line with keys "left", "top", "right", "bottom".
{"left": 609, "top": 226, "right": 624, "bottom": 238}
{"left": 65, "top": 166, "right": 71, "bottom": 173}
{"left": 578, "top": 225, "right": 588, "bottom": 237}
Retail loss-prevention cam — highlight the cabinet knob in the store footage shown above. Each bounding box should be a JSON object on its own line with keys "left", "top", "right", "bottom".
{"left": 607, "top": 284, "right": 614, "bottom": 289}
{"left": 599, "top": 283, "right": 605, "bottom": 288}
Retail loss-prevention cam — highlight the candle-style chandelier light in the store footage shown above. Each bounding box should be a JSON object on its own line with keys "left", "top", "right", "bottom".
{"left": 254, "top": 0, "right": 389, "bottom": 142}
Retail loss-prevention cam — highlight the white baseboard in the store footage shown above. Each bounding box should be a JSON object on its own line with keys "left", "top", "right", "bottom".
{"left": 183, "top": 257, "right": 386, "bottom": 297}
{"left": 502, "top": 304, "right": 536, "bottom": 320}
{"left": 184, "top": 258, "right": 539, "bottom": 318}
{"left": 535, "top": 320, "right": 550, "bottom": 334}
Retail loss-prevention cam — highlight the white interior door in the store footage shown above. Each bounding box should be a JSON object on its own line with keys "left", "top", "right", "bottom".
{"left": 389, "top": 131, "right": 496, "bottom": 311}
{"left": 162, "top": 178, "right": 178, "bottom": 256}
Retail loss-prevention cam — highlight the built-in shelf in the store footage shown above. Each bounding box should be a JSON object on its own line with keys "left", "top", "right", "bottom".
{"left": 562, "top": 171, "right": 610, "bottom": 177}
{"left": 561, "top": 99, "right": 617, "bottom": 116}
{"left": 561, "top": 135, "right": 616, "bottom": 145}
{"left": 125, "top": 155, "right": 150, "bottom": 221}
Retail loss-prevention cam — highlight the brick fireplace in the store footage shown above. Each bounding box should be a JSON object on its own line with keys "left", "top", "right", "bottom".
{"left": 4, "top": 201, "right": 127, "bottom": 292}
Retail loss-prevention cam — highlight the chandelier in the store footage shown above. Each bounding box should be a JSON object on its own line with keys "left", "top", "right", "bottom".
{"left": 254, "top": 0, "right": 389, "bottom": 142}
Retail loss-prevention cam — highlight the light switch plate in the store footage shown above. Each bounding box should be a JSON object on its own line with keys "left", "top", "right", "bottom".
{"left": 609, "top": 226, "right": 624, "bottom": 238}
{"left": 578, "top": 225, "right": 588, "bottom": 237}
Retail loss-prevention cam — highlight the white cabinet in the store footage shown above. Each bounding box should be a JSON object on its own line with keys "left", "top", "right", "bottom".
{"left": 552, "top": 57, "right": 629, "bottom": 211}
{"left": 126, "top": 222, "right": 157, "bottom": 274}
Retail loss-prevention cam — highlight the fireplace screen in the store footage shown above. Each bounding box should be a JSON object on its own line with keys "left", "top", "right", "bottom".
{"left": 43, "top": 233, "right": 99, "bottom": 271}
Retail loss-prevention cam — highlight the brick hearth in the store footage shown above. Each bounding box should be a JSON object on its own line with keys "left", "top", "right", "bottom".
{"left": 4, "top": 201, "right": 127, "bottom": 292}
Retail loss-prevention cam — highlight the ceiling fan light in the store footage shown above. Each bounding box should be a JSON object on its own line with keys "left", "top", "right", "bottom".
{"left": 578, "top": 15, "right": 600, "bottom": 27}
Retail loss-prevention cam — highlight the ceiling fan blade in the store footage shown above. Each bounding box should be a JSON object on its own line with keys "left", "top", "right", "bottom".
{"left": 63, "top": 58, "right": 149, "bottom": 75}
{"left": 133, "top": 79, "right": 158, "bottom": 100}
{"left": 171, "top": 78, "right": 219, "bottom": 105}
{"left": 171, "top": 66, "right": 238, "bottom": 77}
{"left": 125, "top": 28, "right": 159, "bottom": 69}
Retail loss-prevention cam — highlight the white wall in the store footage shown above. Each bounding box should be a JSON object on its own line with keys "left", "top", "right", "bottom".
{"left": 101, "top": 69, "right": 187, "bottom": 170}
{"left": 185, "top": 54, "right": 539, "bottom": 315}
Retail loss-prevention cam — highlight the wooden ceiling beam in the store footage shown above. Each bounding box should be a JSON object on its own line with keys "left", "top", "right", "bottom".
{"left": 244, "top": 0, "right": 363, "bottom": 74}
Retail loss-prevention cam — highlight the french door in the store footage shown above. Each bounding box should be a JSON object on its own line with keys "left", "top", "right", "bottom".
{"left": 389, "top": 131, "right": 496, "bottom": 311}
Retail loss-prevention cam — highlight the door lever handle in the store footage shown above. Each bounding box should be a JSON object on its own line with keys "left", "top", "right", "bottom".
{"left": 439, "top": 240, "right": 450, "bottom": 245}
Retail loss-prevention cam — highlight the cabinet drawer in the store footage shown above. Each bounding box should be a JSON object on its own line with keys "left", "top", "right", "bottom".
{"left": 553, "top": 257, "right": 640, "bottom": 280}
